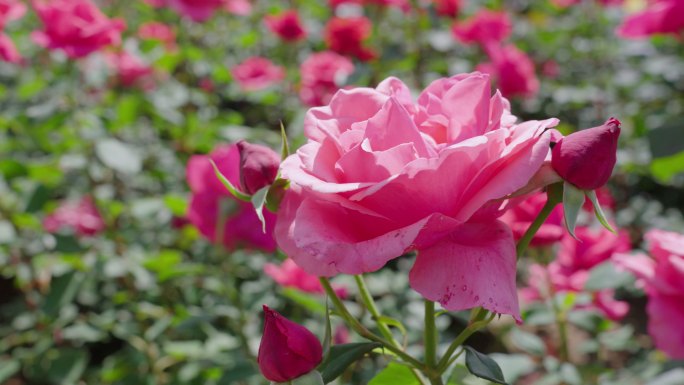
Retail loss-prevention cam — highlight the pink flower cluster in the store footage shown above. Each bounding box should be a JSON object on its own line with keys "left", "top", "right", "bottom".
{"left": 617, "top": 0, "right": 684, "bottom": 39}
{"left": 43, "top": 197, "right": 105, "bottom": 237}
{"left": 275, "top": 72, "right": 559, "bottom": 320}
{"left": 144, "top": 0, "right": 251, "bottom": 22}
{"left": 614, "top": 230, "right": 684, "bottom": 359}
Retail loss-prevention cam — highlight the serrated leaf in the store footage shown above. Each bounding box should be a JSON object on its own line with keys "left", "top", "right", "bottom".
{"left": 209, "top": 160, "right": 251, "bottom": 202}
{"left": 368, "top": 362, "right": 418, "bottom": 385}
{"left": 464, "top": 346, "right": 508, "bottom": 385}
{"left": 251, "top": 186, "right": 269, "bottom": 233}
{"left": 318, "top": 342, "right": 381, "bottom": 383}
{"left": 562, "top": 182, "right": 584, "bottom": 240}
{"left": 585, "top": 190, "right": 616, "bottom": 233}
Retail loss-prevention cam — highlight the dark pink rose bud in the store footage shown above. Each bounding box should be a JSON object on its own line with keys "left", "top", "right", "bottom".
{"left": 551, "top": 118, "right": 621, "bottom": 190}
{"left": 258, "top": 305, "right": 323, "bottom": 383}
{"left": 236, "top": 140, "right": 280, "bottom": 195}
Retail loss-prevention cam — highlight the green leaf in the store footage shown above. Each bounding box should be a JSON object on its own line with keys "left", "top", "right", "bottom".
{"left": 42, "top": 271, "right": 83, "bottom": 317}
{"left": 251, "top": 186, "right": 269, "bottom": 233}
{"left": 265, "top": 178, "right": 289, "bottom": 213}
{"left": 369, "top": 362, "right": 418, "bottom": 385}
{"left": 650, "top": 151, "right": 684, "bottom": 184}
{"left": 95, "top": 139, "right": 143, "bottom": 175}
{"left": 464, "top": 346, "right": 508, "bottom": 385}
{"left": 54, "top": 234, "right": 84, "bottom": 253}
{"left": 509, "top": 329, "right": 546, "bottom": 356}
{"left": 377, "top": 316, "right": 408, "bottom": 343}
{"left": 282, "top": 288, "right": 327, "bottom": 315}
{"left": 0, "top": 159, "right": 28, "bottom": 179}
{"left": 209, "top": 160, "right": 251, "bottom": 201}
{"left": 585, "top": 190, "right": 616, "bottom": 233}
{"left": 318, "top": 342, "right": 382, "bottom": 384}
{"left": 25, "top": 184, "right": 51, "bottom": 213}
{"left": 562, "top": 182, "right": 584, "bottom": 240}
{"left": 584, "top": 261, "right": 634, "bottom": 291}
{"left": 0, "top": 359, "right": 20, "bottom": 383}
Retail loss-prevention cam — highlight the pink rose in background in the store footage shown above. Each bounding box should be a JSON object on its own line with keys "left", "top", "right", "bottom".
{"left": 617, "top": 0, "right": 684, "bottom": 39}
{"left": 329, "top": 0, "right": 410, "bottom": 12}
{"left": 104, "top": 50, "right": 155, "bottom": 90}
{"left": 299, "top": 51, "right": 355, "bottom": 107}
{"left": 165, "top": 0, "right": 224, "bottom": 22}
{"left": 324, "top": 17, "right": 377, "bottom": 62}
{"left": 186, "top": 144, "right": 276, "bottom": 251}
{"left": 138, "top": 22, "right": 176, "bottom": 50}
{"left": 264, "top": 259, "right": 347, "bottom": 297}
{"left": 521, "top": 226, "right": 631, "bottom": 321}
{"left": 276, "top": 72, "right": 559, "bottom": 319}
{"left": 0, "top": 33, "right": 20, "bottom": 63}
{"left": 552, "top": 0, "right": 622, "bottom": 7}
{"left": 232, "top": 56, "right": 285, "bottom": 91}
{"left": 614, "top": 230, "right": 684, "bottom": 359}
{"left": 0, "top": 0, "right": 26, "bottom": 29}
{"left": 43, "top": 196, "right": 105, "bottom": 237}
{"left": 265, "top": 10, "right": 307, "bottom": 42}
{"left": 500, "top": 192, "right": 565, "bottom": 247}
{"left": 433, "top": 0, "right": 459, "bottom": 18}
{"left": 479, "top": 44, "right": 539, "bottom": 98}
{"left": 451, "top": 10, "right": 511, "bottom": 47}
{"left": 31, "top": 0, "right": 125, "bottom": 59}
{"left": 223, "top": 0, "right": 251, "bottom": 16}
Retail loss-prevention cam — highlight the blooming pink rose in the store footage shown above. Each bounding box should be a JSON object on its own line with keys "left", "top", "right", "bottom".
{"left": 299, "top": 51, "right": 355, "bottom": 107}
{"left": 105, "top": 50, "right": 155, "bottom": 90}
{"left": 276, "top": 73, "right": 559, "bottom": 320}
{"left": 232, "top": 56, "right": 285, "bottom": 91}
{"left": 329, "top": 0, "right": 410, "bottom": 12}
{"left": 324, "top": 17, "right": 377, "bottom": 62}
{"left": 0, "top": 33, "right": 20, "bottom": 63}
{"left": 478, "top": 44, "right": 539, "bottom": 98}
{"left": 433, "top": 0, "right": 459, "bottom": 18}
{"left": 265, "top": 258, "right": 347, "bottom": 297}
{"left": 614, "top": 230, "right": 684, "bottom": 359}
{"left": 43, "top": 196, "right": 105, "bottom": 237}
{"left": 265, "top": 10, "right": 306, "bottom": 42}
{"left": 31, "top": 0, "right": 125, "bottom": 59}
{"left": 451, "top": 10, "right": 511, "bottom": 46}
{"left": 0, "top": 0, "right": 26, "bottom": 29}
{"left": 165, "top": 0, "right": 223, "bottom": 22}
{"left": 186, "top": 144, "right": 276, "bottom": 251}
{"left": 617, "top": 0, "right": 684, "bottom": 39}
{"left": 138, "top": 22, "right": 176, "bottom": 50}
{"left": 500, "top": 192, "right": 565, "bottom": 247}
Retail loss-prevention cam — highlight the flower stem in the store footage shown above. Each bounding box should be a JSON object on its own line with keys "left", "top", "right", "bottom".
{"left": 424, "top": 300, "right": 437, "bottom": 368}
{"left": 516, "top": 183, "right": 563, "bottom": 257}
{"left": 436, "top": 310, "right": 495, "bottom": 373}
{"left": 353, "top": 275, "right": 397, "bottom": 344}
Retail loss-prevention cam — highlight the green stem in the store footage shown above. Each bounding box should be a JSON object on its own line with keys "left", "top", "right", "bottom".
{"left": 516, "top": 183, "right": 563, "bottom": 257}
{"left": 424, "top": 301, "right": 442, "bottom": 384}
{"left": 436, "top": 310, "right": 495, "bottom": 372}
{"left": 546, "top": 271, "right": 570, "bottom": 362}
{"left": 354, "top": 275, "right": 396, "bottom": 344}
{"left": 319, "top": 278, "right": 428, "bottom": 383}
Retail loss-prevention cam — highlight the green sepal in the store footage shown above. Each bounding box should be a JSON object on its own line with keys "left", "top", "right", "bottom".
{"left": 562, "top": 181, "right": 584, "bottom": 240}
{"left": 251, "top": 186, "right": 269, "bottom": 233}
{"left": 209, "top": 159, "right": 251, "bottom": 202}
{"left": 585, "top": 190, "right": 616, "bottom": 233}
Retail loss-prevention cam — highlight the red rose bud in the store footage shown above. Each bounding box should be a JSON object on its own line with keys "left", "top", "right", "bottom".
{"left": 551, "top": 118, "right": 621, "bottom": 190}
{"left": 236, "top": 140, "right": 280, "bottom": 195}
{"left": 258, "top": 305, "right": 323, "bottom": 383}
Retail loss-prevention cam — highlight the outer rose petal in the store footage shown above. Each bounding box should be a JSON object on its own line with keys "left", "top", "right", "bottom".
{"left": 409, "top": 220, "right": 520, "bottom": 320}
{"left": 647, "top": 294, "right": 684, "bottom": 359}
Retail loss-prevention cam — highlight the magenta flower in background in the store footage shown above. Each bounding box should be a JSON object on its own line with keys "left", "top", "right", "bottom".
{"left": 265, "top": 10, "right": 307, "bottom": 42}
{"left": 299, "top": 51, "right": 355, "bottom": 107}
{"left": 235, "top": 140, "right": 280, "bottom": 195}
{"left": 433, "top": 0, "right": 460, "bottom": 18}
{"left": 31, "top": 0, "right": 125, "bottom": 59}
{"left": 552, "top": 0, "right": 622, "bottom": 7}
{"left": 43, "top": 197, "right": 105, "bottom": 237}
{"left": 500, "top": 192, "right": 565, "bottom": 247}
{"left": 258, "top": 306, "right": 323, "bottom": 383}
{"left": 329, "top": 0, "right": 410, "bottom": 12}
{"left": 479, "top": 44, "right": 539, "bottom": 98}
{"left": 231, "top": 56, "right": 285, "bottom": 91}
{"left": 614, "top": 230, "right": 684, "bottom": 359}
{"left": 264, "top": 258, "right": 347, "bottom": 297}
{"left": 165, "top": 0, "right": 224, "bottom": 22}
{"left": 223, "top": 0, "right": 251, "bottom": 16}
{"left": 451, "top": 10, "right": 511, "bottom": 47}
{"left": 0, "top": 0, "right": 26, "bottom": 29}
{"left": 324, "top": 17, "right": 377, "bottom": 62}
{"left": 138, "top": 22, "right": 176, "bottom": 50}
{"left": 275, "top": 72, "right": 559, "bottom": 320}
{"left": 0, "top": 33, "right": 20, "bottom": 63}
{"left": 104, "top": 50, "right": 155, "bottom": 90}
{"left": 186, "top": 144, "right": 276, "bottom": 251}
{"left": 617, "top": 0, "right": 684, "bottom": 39}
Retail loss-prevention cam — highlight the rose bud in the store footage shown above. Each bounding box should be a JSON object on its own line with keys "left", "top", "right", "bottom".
{"left": 258, "top": 305, "right": 323, "bottom": 383}
{"left": 551, "top": 118, "right": 621, "bottom": 190}
{"left": 236, "top": 140, "right": 280, "bottom": 195}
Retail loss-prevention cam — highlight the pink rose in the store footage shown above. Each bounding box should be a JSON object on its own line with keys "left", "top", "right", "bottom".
{"left": 104, "top": 50, "right": 155, "bottom": 90}
{"left": 265, "top": 10, "right": 307, "bottom": 42}
{"left": 0, "top": 33, "right": 20, "bottom": 63}
{"left": 479, "top": 44, "right": 539, "bottom": 98}
{"left": 617, "top": 0, "right": 684, "bottom": 39}
{"left": 330, "top": 0, "right": 410, "bottom": 12}
{"left": 500, "top": 192, "right": 565, "bottom": 247}
{"left": 552, "top": 0, "right": 622, "bottom": 7}
{"left": 0, "top": 0, "right": 26, "bottom": 29}
{"left": 451, "top": 10, "right": 511, "bottom": 47}
{"left": 614, "top": 230, "right": 684, "bottom": 359}
{"left": 186, "top": 144, "right": 276, "bottom": 251}
{"left": 232, "top": 56, "right": 285, "bottom": 91}
{"left": 165, "top": 0, "right": 224, "bottom": 22}
{"left": 138, "top": 22, "right": 176, "bottom": 50}
{"left": 324, "top": 17, "right": 377, "bottom": 62}
{"left": 31, "top": 0, "right": 125, "bottom": 59}
{"left": 275, "top": 73, "right": 559, "bottom": 319}
{"left": 299, "top": 51, "right": 355, "bottom": 107}
{"left": 223, "top": 0, "right": 251, "bottom": 16}
{"left": 264, "top": 258, "right": 347, "bottom": 297}
{"left": 433, "top": 0, "right": 459, "bottom": 18}
{"left": 43, "top": 196, "right": 105, "bottom": 237}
